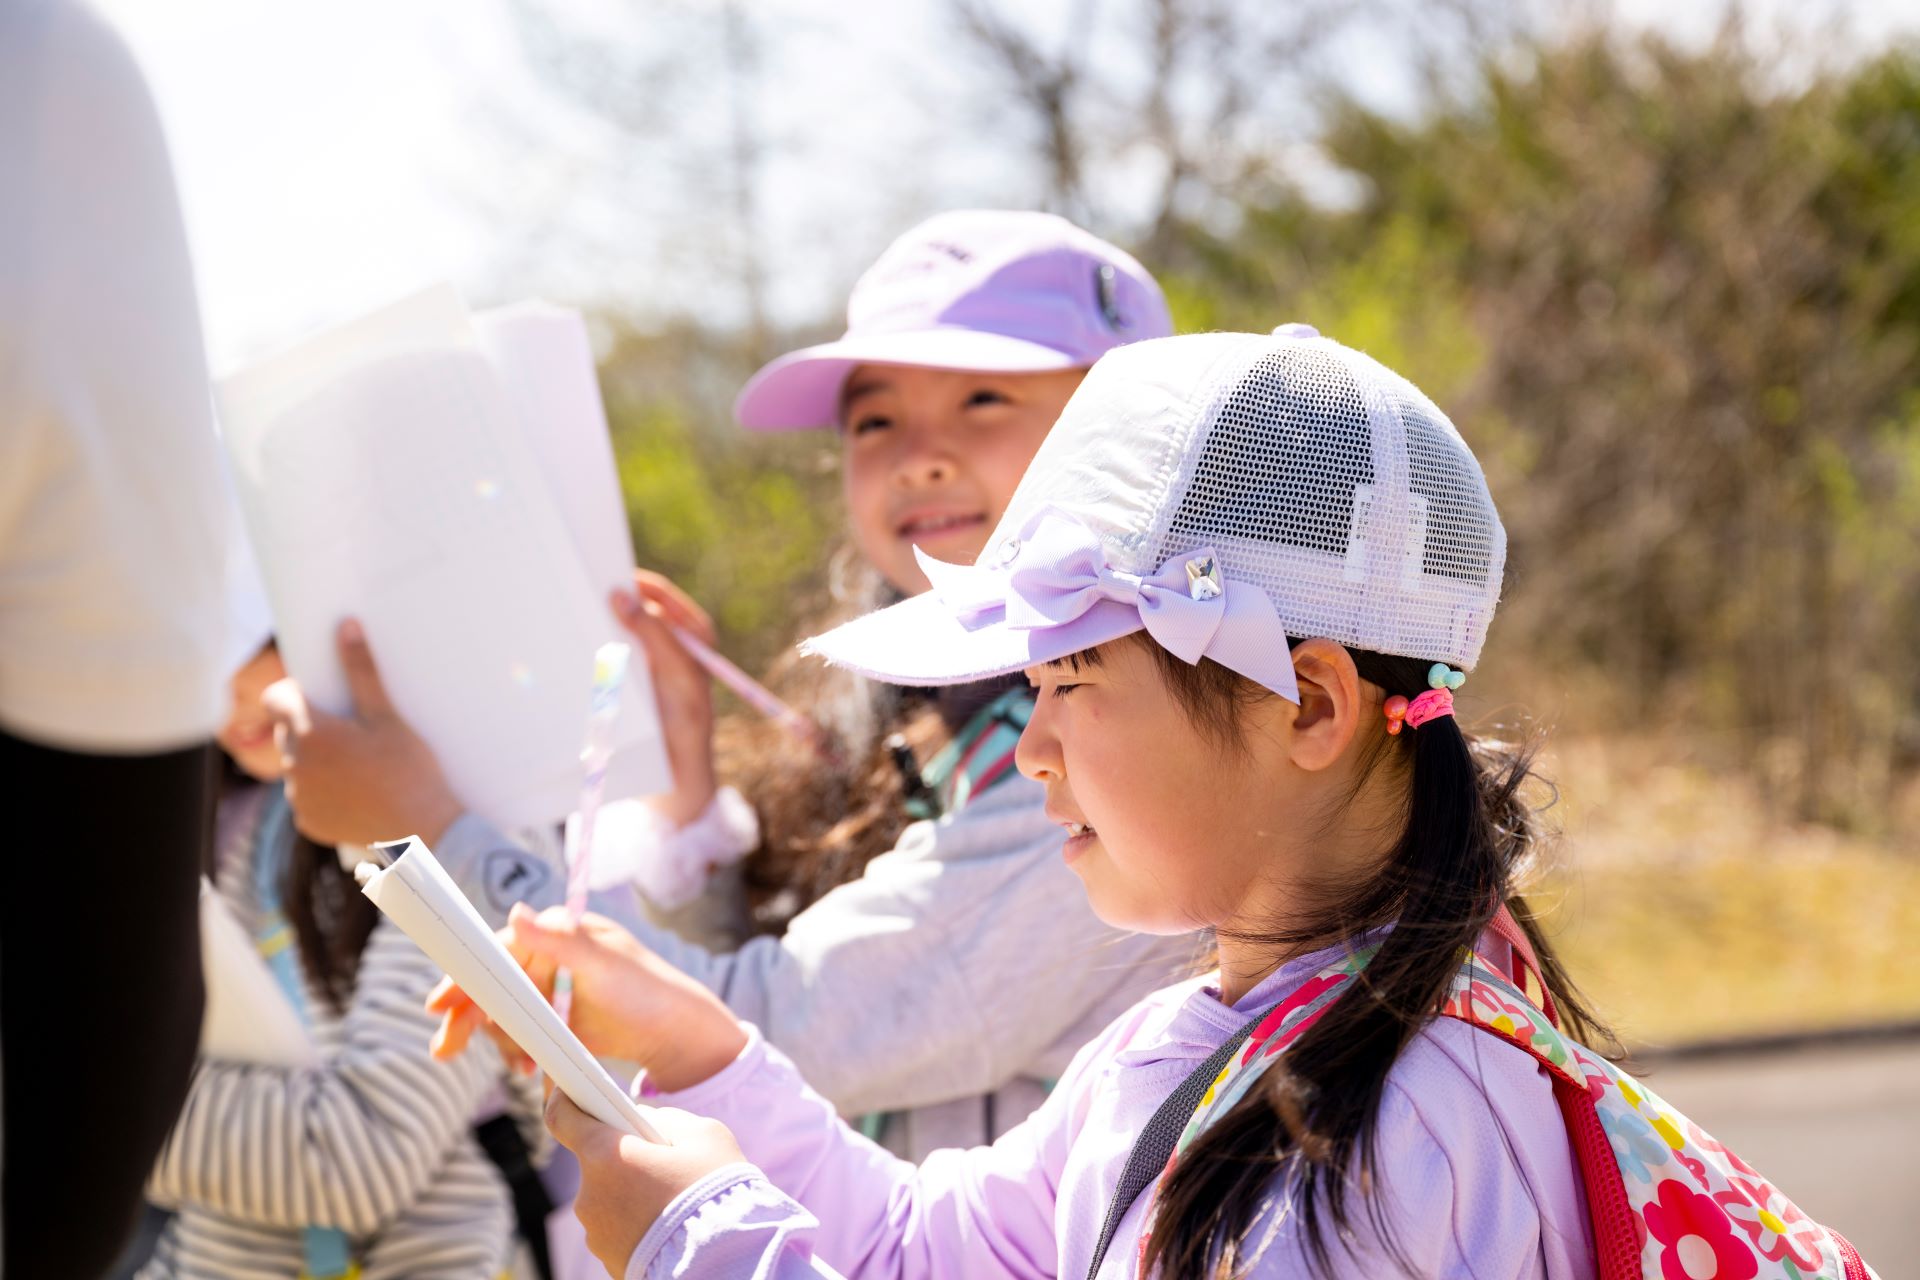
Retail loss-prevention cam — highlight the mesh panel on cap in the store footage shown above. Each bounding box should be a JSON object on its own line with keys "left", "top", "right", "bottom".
{"left": 1152, "top": 340, "right": 1503, "bottom": 669}
{"left": 1389, "top": 376, "right": 1499, "bottom": 585}
{"left": 1166, "top": 345, "right": 1375, "bottom": 558}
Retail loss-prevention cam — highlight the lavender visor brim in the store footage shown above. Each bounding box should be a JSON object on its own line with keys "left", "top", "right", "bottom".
{"left": 734, "top": 329, "right": 1087, "bottom": 431}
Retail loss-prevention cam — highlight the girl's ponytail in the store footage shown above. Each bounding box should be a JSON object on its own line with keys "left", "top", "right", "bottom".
{"left": 283, "top": 831, "right": 380, "bottom": 1013}
{"left": 1141, "top": 645, "right": 1609, "bottom": 1280}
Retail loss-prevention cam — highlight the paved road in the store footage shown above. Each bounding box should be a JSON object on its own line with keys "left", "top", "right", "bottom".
{"left": 1635, "top": 1033, "right": 1920, "bottom": 1266}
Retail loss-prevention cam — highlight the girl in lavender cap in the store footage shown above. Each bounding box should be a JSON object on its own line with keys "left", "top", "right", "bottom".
{"left": 435, "top": 329, "right": 1878, "bottom": 1279}
{"left": 276, "top": 210, "right": 1193, "bottom": 1161}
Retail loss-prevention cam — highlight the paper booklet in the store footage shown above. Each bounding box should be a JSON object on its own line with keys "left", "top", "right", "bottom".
{"left": 198, "top": 881, "right": 318, "bottom": 1069}
{"left": 215, "top": 286, "right": 670, "bottom": 832}
{"left": 357, "top": 836, "right": 664, "bottom": 1142}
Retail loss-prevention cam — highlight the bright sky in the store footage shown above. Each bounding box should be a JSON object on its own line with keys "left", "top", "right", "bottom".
{"left": 94, "top": 0, "right": 1920, "bottom": 373}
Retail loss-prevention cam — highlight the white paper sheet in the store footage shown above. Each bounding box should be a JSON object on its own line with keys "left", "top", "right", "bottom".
{"left": 472, "top": 301, "right": 664, "bottom": 806}
{"left": 216, "top": 286, "right": 671, "bottom": 830}
{"left": 473, "top": 302, "right": 632, "bottom": 598}
{"left": 198, "top": 882, "right": 317, "bottom": 1068}
{"left": 359, "top": 837, "right": 663, "bottom": 1142}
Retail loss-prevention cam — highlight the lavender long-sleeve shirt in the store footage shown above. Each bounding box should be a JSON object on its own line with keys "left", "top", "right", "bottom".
{"left": 627, "top": 936, "right": 1599, "bottom": 1279}
{"left": 437, "top": 774, "right": 1195, "bottom": 1160}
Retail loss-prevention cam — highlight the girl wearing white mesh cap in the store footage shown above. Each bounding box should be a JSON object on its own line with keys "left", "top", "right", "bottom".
{"left": 435, "top": 325, "right": 1881, "bottom": 1280}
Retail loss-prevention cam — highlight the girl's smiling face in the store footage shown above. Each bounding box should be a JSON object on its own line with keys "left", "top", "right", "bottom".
{"left": 839, "top": 364, "right": 1085, "bottom": 594}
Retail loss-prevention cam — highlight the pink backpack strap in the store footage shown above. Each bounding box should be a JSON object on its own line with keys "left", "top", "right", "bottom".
{"left": 1444, "top": 1008, "right": 1638, "bottom": 1278}
{"left": 1483, "top": 901, "right": 1559, "bottom": 1028}
{"left": 1832, "top": 1231, "right": 1873, "bottom": 1280}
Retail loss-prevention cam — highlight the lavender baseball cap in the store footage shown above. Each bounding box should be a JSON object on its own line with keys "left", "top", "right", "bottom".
{"left": 735, "top": 210, "right": 1173, "bottom": 431}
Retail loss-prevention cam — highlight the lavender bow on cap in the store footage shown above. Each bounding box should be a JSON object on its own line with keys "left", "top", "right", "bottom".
{"left": 908, "top": 507, "right": 1300, "bottom": 703}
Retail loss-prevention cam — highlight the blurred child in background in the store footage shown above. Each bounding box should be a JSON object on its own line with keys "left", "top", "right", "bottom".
{"left": 141, "top": 593, "right": 549, "bottom": 1280}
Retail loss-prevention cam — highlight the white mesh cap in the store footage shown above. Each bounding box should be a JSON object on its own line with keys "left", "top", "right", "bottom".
{"left": 804, "top": 325, "right": 1506, "bottom": 692}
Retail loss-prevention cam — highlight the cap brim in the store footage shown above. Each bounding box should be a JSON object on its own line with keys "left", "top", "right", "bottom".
{"left": 735, "top": 329, "right": 1084, "bottom": 431}
{"left": 801, "top": 591, "right": 1145, "bottom": 686}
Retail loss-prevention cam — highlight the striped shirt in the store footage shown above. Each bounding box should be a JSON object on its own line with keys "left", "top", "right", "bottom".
{"left": 141, "top": 786, "right": 545, "bottom": 1279}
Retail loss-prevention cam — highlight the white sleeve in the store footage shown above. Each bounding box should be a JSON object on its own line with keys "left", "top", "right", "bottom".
{"left": 0, "top": 0, "right": 226, "bottom": 751}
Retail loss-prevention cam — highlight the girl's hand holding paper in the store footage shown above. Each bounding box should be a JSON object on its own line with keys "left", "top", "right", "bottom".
{"left": 427, "top": 903, "right": 748, "bottom": 1092}
{"left": 266, "top": 619, "right": 465, "bottom": 847}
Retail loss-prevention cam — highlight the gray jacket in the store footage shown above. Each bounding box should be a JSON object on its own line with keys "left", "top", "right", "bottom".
{"left": 435, "top": 773, "right": 1197, "bottom": 1160}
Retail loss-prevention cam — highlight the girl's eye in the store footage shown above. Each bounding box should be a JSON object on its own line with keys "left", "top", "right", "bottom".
{"left": 848, "top": 414, "right": 892, "bottom": 437}
{"left": 965, "top": 388, "right": 1010, "bottom": 409}
{"left": 1049, "top": 682, "right": 1082, "bottom": 699}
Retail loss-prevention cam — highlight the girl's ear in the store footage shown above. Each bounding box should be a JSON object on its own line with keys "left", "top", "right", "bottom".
{"left": 1283, "top": 639, "right": 1365, "bottom": 773}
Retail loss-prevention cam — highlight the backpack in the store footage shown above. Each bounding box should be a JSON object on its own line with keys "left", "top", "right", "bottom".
{"left": 1148, "top": 912, "right": 1878, "bottom": 1280}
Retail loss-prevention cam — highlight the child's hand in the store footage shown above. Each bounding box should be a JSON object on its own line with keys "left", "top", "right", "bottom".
{"left": 427, "top": 904, "right": 748, "bottom": 1090}
{"left": 546, "top": 1092, "right": 745, "bottom": 1274}
{"left": 262, "top": 619, "right": 464, "bottom": 847}
{"left": 611, "top": 571, "right": 719, "bottom": 828}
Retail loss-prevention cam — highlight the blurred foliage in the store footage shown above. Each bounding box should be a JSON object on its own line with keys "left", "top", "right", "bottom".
{"left": 1536, "top": 734, "right": 1920, "bottom": 1041}
{"left": 594, "top": 28, "right": 1920, "bottom": 832}
{"left": 1166, "top": 33, "right": 1920, "bottom": 830}
{"left": 596, "top": 320, "right": 846, "bottom": 671}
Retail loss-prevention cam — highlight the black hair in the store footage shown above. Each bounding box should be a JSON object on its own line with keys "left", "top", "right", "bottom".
{"left": 1126, "top": 639, "right": 1610, "bottom": 1279}
{"left": 282, "top": 831, "right": 380, "bottom": 1013}
{"left": 216, "top": 704, "right": 377, "bottom": 1013}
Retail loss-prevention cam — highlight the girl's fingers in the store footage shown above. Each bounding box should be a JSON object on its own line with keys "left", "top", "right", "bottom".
{"left": 334, "top": 618, "right": 395, "bottom": 718}
{"left": 630, "top": 570, "right": 716, "bottom": 645}
{"left": 543, "top": 1084, "right": 611, "bottom": 1155}
{"left": 611, "top": 591, "right": 704, "bottom": 683}
{"left": 424, "top": 975, "right": 467, "bottom": 1014}
{"left": 429, "top": 1003, "right": 483, "bottom": 1061}
{"left": 507, "top": 902, "right": 622, "bottom": 979}
{"left": 468, "top": 1017, "right": 534, "bottom": 1074}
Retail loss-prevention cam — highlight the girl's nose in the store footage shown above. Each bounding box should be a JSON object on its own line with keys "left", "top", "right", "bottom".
{"left": 891, "top": 448, "right": 955, "bottom": 490}
{"left": 1014, "top": 704, "right": 1063, "bottom": 784}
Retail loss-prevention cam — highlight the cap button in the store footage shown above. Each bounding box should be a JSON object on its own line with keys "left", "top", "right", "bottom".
{"left": 1271, "top": 323, "right": 1319, "bottom": 340}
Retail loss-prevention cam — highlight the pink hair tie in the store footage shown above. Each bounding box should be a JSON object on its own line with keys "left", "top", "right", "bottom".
{"left": 1403, "top": 687, "right": 1454, "bottom": 730}
{"left": 1384, "top": 663, "right": 1465, "bottom": 735}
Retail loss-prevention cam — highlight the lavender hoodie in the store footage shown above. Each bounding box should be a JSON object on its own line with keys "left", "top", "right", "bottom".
{"left": 627, "top": 936, "right": 1599, "bottom": 1279}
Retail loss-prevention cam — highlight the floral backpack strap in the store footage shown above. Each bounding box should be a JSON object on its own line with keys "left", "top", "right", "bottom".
{"left": 1115, "top": 949, "right": 1375, "bottom": 1275}
{"left": 1441, "top": 960, "right": 1877, "bottom": 1280}
{"left": 1081, "top": 969, "right": 1339, "bottom": 1280}
{"left": 1483, "top": 900, "right": 1558, "bottom": 1027}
